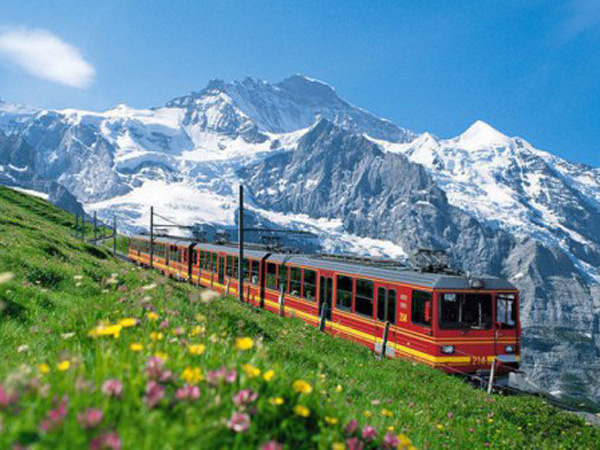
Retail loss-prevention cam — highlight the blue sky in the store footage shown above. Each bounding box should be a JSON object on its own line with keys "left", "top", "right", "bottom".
{"left": 0, "top": 1, "right": 599, "bottom": 165}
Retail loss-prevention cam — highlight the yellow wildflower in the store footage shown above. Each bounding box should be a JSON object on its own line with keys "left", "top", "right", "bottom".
{"left": 190, "top": 325, "right": 205, "bottom": 336}
{"left": 387, "top": 426, "right": 395, "bottom": 433}
{"left": 292, "top": 380, "right": 313, "bottom": 394}
{"left": 181, "top": 367, "right": 203, "bottom": 384}
{"left": 88, "top": 324, "right": 122, "bottom": 338}
{"left": 397, "top": 434, "right": 412, "bottom": 447}
{"left": 38, "top": 363, "right": 50, "bottom": 375}
{"left": 242, "top": 364, "right": 261, "bottom": 378}
{"left": 154, "top": 352, "right": 169, "bottom": 361}
{"left": 188, "top": 344, "right": 206, "bottom": 355}
{"left": 437, "top": 424, "right": 444, "bottom": 430}
{"left": 332, "top": 443, "right": 345, "bottom": 450}
{"left": 235, "top": 337, "right": 254, "bottom": 350}
{"left": 364, "top": 410, "right": 373, "bottom": 418}
{"left": 196, "top": 313, "right": 206, "bottom": 322}
{"left": 118, "top": 318, "right": 137, "bottom": 327}
{"left": 263, "top": 369, "right": 275, "bottom": 381}
{"left": 381, "top": 408, "right": 394, "bottom": 417}
{"left": 294, "top": 405, "right": 310, "bottom": 417}
{"left": 325, "top": 416, "right": 339, "bottom": 425}
{"left": 150, "top": 332, "right": 163, "bottom": 341}
{"left": 335, "top": 384, "right": 343, "bottom": 393}
{"left": 57, "top": 360, "right": 70, "bottom": 371}
{"left": 269, "top": 397, "right": 284, "bottom": 406}
{"left": 147, "top": 312, "right": 159, "bottom": 321}
{"left": 130, "top": 343, "right": 144, "bottom": 352}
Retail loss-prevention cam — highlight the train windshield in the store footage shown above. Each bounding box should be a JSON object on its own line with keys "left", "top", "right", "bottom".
{"left": 439, "top": 293, "right": 492, "bottom": 330}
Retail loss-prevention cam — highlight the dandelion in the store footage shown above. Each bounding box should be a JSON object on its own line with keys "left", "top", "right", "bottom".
{"left": 235, "top": 337, "right": 254, "bottom": 350}
{"left": 227, "top": 412, "right": 251, "bottom": 433}
{"left": 89, "top": 324, "right": 122, "bottom": 338}
{"left": 89, "top": 431, "right": 121, "bottom": 450}
{"left": 130, "top": 343, "right": 144, "bottom": 352}
{"left": 188, "top": 344, "right": 206, "bottom": 355}
{"left": 57, "top": 360, "right": 70, "bottom": 371}
{"left": 325, "top": 416, "right": 339, "bottom": 425}
{"left": 150, "top": 331, "right": 163, "bottom": 341}
{"left": 293, "top": 405, "right": 310, "bottom": 417}
{"left": 269, "top": 397, "right": 284, "bottom": 406}
{"left": 292, "top": 380, "right": 313, "bottom": 394}
{"left": 233, "top": 388, "right": 258, "bottom": 407}
{"left": 437, "top": 424, "right": 444, "bottom": 430}
{"left": 181, "top": 367, "right": 203, "bottom": 384}
{"left": 147, "top": 311, "right": 159, "bottom": 320}
{"left": 362, "top": 425, "right": 377, "bottom": 440}
{"left": 381, "top": 408, "right": 394, "bottom": 417}
{"left": 77, "top": 408, "right": 103, "bottom": 429}
{"left": 242, "top": 364, "right": 261, "bottom": 378}
{"left": 143, "top": 381, "right": 165, "bottom": 408}
{"left": 263, "top": 369, "right": 275, "bottom": 381}
{"left": 397, "top": 434, "right": 413, "bottom": 448}
{"left": 38, "top": 363, "right": 50, "bottom": 375}
{"left": 175, "top": 384, "right": 201, "bottom": 401}
{"left": 118, "top": 318, "right": 137, "bottom": 327}
{"left": 101, "top": 379, "right": 123, "bottom": 398}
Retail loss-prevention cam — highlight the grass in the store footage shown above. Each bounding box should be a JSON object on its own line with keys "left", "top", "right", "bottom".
{"left": 0, "top": 185, "right": 599, "bottom": 449}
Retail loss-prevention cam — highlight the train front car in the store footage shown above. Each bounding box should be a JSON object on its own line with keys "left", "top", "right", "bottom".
{"left": 429, "top": 276, "right": 520, "bottom": 378}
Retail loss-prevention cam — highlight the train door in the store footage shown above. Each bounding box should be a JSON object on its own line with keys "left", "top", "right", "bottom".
{"left": 375, "top": 284, "right": 398, "bottom": 357}
{"left": 319, "top": 276, "right": 333, "bottom": 321}
{"left": 218, "top": 255, "right": 225, "bottom": 285}
{"left": 494, "top": 293, "right": 518, "bottom": 357}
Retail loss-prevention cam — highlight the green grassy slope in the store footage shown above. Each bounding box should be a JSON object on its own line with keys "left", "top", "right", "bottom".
{"left": 0, "top": 185, "right": 598, "bottom": 449}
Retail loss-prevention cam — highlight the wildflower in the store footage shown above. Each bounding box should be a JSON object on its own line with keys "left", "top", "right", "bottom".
{"left": 292, "top": 380, "right": 313, "bottom": 394}
{"left": 61, "top": 332, "right": 75, "bottom": 339}
{"left": 235, "top": 337, "right": 254, "bottom": 350}
{"left": 207, "top": 366, "right": 236, "bottom": 385}
{"left": 101, "top": 379, "right": 123, "bottom": 398}
{"left": 159, "top": 320, "right": 169, "bottom": 329}
{"left": 57, "top": 360, "right": 70, "bottom": 371}
{"left": 242, "top": 364, "right": 261, "bottom": 378}
{"left": 190, "top": 325, "right": 205, "bottom": 336}
{"left": 89, "top": 324, "right": 122, "bottom": 338}
{"left": 154, "top": 351, "right": 169, "bottom": 361}
{"left": 181, "top": 367, "right": 203, "bottom": 384}
{"left": 89, "top": 431, "right": 121, "bottom": 450}
{"left": 346, "top": 437, "right": 364, "bottom": 450}
{"left": 175, "top": 384, "right": 200, "bottom": 401}
{"left": 381, "top": 408, "right": 394, "bottom": 417}
{"left": 293, "top": 405, "right": 310, "bottom": 417}
{"left": 143, "top": 381, "right": 165, "bottom": 408}
{"left": 362, "top": 425, "right": 377, "bottom": 441}
{"left": 397, "top": 434, "right": 413, "bottom": 448}
{"left": 382, "top": 433, "right": 400, "bottom": 449}
{"left": 196, "top": 313, "right": 206, "bottom": 322}
{"left": 269, "top": 397, "right": 284, "bottom": 406}
{"left": 146, "top": 356, "right": 172, "bottom": 382}
{"left": 263, "top": 369, "right": 275, "bottom": 381}
{"left": 173, "top": 326, "right": 185, "bottom": 336}
{"left": 130, "top": 343, "right": 143, "bottom": 352}
{"left": 437, "top": 424, "right": 444, "bottom": 430}
{"left": 261, "top": 441, "right": 283, "bottom": 450}
{"left": 363, "top": 410, "right": 373, "bottom": 418}
{"left": 188, "top": 344, "right": 206, "bottom": 355}
{"left": 227, "top": 412, "right": 251, "bottom": 432}
{"left": 325, "top": 416, "right": 339, "bottom": 425}
{"left": 335, "top": 384, "right": 343, "bottom": 393}
{"left": 147, "top": 311, "right": 159, "bottom": 320}
{"left": 17, "top": 344, "right": 29, "bottom": 353}
{"left": 39, "top": 396, "right": 68, "bottom": 432}
{"left": 332, "top": 443, "right": 346, "bottom": 450}
{"left": 150, "top": 332, "right": 163, "bottom": 341}
{"left": 225, "top": 368, "right": 237, "bottom": 384}
{"left": 75, "top": 377, "right": 95, "bottom": 393}
{"left": 77, "top": 408, "right": 103, "bottom": 429}
{"left": 118, "top": 318, "right": 137, "bottom": 327}
{"left": 0, "top": 385, "right": 19, "bottom": 407}
{"left": 233, "top": 388, "right": 258, "bottom": 407}
{"left": 38, "top": 363, "right": 50, "bottom": 375}
{"left": 344, "top": 419, "right": 359, "bottom": 435}
{"left": 0, "top": 272, "right": 14, "bottom": 284}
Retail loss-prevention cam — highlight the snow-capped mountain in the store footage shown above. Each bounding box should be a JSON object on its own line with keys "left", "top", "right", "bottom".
{"left": 0, "top": 75, "right": 599, "bottom": 405}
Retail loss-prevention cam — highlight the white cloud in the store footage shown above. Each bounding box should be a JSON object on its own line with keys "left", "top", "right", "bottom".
{"left": 0, "top": 27, "right": 95, "bottom": 89}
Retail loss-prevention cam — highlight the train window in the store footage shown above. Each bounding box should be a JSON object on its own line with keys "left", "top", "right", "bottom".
{"left": 388, "top": 290, "right": 397, "bottom": 324}
{"left": 290, "top": 267, "right": 302, "bottom": 296}
{"left": 302, "top": 269, "right": 317, "bottom": 301}
{"left": 355, "top": 279, "right": 374, "bottom": 318}
{"left": 226, "top": 256, "right": 233, "bottom": 277}
{"left": 496, "top": 294, "right": 516, "bottom": 329}
{"left": 412, "top": 290, "right": 432, "bottom": 327}
{"left": 250, "top": 260, "right": 259, "bottom": 285}
{"left": 232, "top": 257, "right": 239, "bottom": 279}
{"left": 242, "top": 258, "right": 249, "bottom": 281}
{"left": 266, "top": 263, "right": 277, "bottom": 290}
{"left": 336, "top": 275, "right": 353, "bottom": 312}
{"left": 278, "top": 266, "right": 288, "bottom": 293}
{"left": 212, "top": 253, "right": 218, "bottom": 273}
{"left": 439, "top": 293, "right": 492, "bottom": 330}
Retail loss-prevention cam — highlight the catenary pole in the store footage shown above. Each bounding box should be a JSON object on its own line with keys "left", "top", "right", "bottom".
{"left": 94, "top": 212, "right": 97, "bottom": 243}
{"left": 150, "top": 206, "right": 154, "bottom": 268}
{"left": 113, "top": 215, "right": 117, "bottom": 256}
{"left": 238, "top": 185, "right": 244, "bottom": 303}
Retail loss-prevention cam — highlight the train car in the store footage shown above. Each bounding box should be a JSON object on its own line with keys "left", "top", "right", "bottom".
{"left": 129, "top": 235, "right": 520, "bottom": 375}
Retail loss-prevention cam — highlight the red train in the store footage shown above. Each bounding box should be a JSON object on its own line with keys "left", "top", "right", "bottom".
{"left": 129, "top": 235, "right": 520, "bottom": 375}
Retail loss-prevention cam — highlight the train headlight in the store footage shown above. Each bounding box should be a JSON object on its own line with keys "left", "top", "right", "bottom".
{"left": 440, "top": 345, "right": 455, "bottom": 354}
{"left": 504, "top": 345, "right": 516, "bottom": 354}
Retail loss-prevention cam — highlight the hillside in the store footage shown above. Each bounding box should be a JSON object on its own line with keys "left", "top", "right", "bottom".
{"left": 0, "top": 187, "right": 599, "bottom": 449}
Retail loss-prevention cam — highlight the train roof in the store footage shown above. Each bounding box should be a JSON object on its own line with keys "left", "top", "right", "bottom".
{"left": 131, "top": 235, "right": 516, "bottom": 291}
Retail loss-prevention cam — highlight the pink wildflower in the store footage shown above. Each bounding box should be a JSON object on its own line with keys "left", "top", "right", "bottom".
{"left": 233, "top": 388, "right": 258, "bottom": 407}
{"left": 362, "top": 425, "right": 377, "bottom": 441}
{"left": 143, "top": 381, "right": 165, "bottom": 408}
{"left": 77, "top": 408, "right": 103, "bottom": 429}
{"left": 159, "top": 320, "right": 169, "bottom": 329}
{"left": 227, "top": 412, "right": 251, "bottom": 432}
{"left": 346, "top": 437, "right": 364, "bottom": 450}
{"left": 207, "top": 366, "right": 237, "bottom": 385}
{"left": 101, "top": 379, "right": 123, "bottom": 398}
{"left": 344, "top": 418, "right": 359, "bottom": 435}
{"left": 39, "top": 396, "right": 68, "bottom": 432}
{"left": 89, "top": 431, "right": 122, "bottom": 450}
{"left": 175, "top": 384, "right": 200, "bottom": 401}
{"left": 383, "top": 432, "right": 400, "bottom": 448}
{"left": 145, "top": 357, "right": 172, "bottom": 382}
{"left": 225, "top": 369, "right": 237, "bottom": 384}
{"left": 0, "top": 384, "right": 19, "bottom": 407}
{"left": 261, "top": 441, "right": 283, "bottom": 450}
